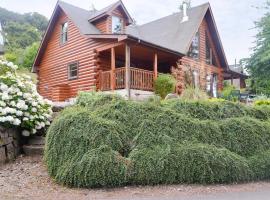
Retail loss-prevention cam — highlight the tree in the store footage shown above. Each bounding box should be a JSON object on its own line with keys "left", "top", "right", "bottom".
{"left": 22, "top": 42, "right": 39, "bottom": 69}
{"left": 246, "top": 1, "right": 270, "bottom": 95}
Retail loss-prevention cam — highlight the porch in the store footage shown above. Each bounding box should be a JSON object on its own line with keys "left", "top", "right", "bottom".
{"left": 96, "top": 41, "right": 179, "bottom": 98}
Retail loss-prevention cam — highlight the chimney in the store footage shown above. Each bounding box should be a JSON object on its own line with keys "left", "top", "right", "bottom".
{"left": 181, "top": 2, "right": 189, "bottom": 23}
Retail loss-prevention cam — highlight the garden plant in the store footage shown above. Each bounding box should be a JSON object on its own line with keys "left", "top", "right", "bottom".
{"left": 0, "top": 59, "right": 52, "bottom": 136}
{"left": 45, "top": 92, "right": 270, "bottom": 188}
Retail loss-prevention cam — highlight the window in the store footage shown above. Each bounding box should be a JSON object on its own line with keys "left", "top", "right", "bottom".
{"left": 188, "top": 31, "right": 199, "bottom": 59}
{"left": 206, "top": 74, "right": 211, "bottom": 95}
{"left": 212, "top": 74, "right": 218, "bottom": 97}
{"left": 68, "top": 62, "right": 78, "bottom": 80}
{"left": 61, "top": 22, "right": 68, "bottom": 44}
{"left": 192, "top": 70, "right": 199, "bottom": 88}
{"left": 112, "top": 16, "right": 123, "bottom": 33}
{"left": 205, "top": 31, "right": 217, "bottom": 66}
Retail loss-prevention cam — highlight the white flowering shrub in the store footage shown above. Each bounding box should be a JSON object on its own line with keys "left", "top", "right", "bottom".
{"left": 0, "top": 60, "right": 53, "bottom": 136}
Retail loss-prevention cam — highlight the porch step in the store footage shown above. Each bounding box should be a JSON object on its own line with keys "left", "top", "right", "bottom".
{"left": 23, "top": 145, "right": 44, "bottom": 156}
{"left": 28, "top": 136, "right": 45, "bottom": 145}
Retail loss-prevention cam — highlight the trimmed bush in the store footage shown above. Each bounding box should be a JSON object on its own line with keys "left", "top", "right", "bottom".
{"left": 45, "top": 107, "right": 128, "bottom": 187}
{"left": 45, "top": 92, "right": 270, "bottom": 188}
{"left": 248, "top": 150, "right": 270, "bottom": 180}
{"left": 128, "top": 143, "right": 252, "bottom": 185}
{"left": 219, "top": 117, "right": 270, "bottom": 156}
{"left": 154, "top": 74, "right": 176, "bottom": 99}
{"left": 128, "top": 145, "right": 174, "bottom": 185}
{"left": 171, "top": 143, "right": 252, "bottom": 184}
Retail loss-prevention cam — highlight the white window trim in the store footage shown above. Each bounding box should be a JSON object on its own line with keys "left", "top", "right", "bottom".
{"left": 68, "top": 62, "right": 78, "bottom": 80}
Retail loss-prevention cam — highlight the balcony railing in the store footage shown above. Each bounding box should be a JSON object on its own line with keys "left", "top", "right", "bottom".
{"left": 99, "top": 67, "right": 154, "bottom": 91}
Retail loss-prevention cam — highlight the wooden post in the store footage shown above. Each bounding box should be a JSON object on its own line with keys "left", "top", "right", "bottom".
{"left": 111, "top": 47, "right": 116, "bottom": 90}
{"left": 125, "top": 44, "right": 131, "bottom": 99}
{"left": 154, "top": 53, "right": 158, "bottom": 79}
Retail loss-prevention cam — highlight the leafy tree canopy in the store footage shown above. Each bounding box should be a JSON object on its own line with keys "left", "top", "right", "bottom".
{"left": 246, "top": 1, "right": 270, "bottom": 95}
{"left": 0, "top": 7, "right": 48, "bottom": 70}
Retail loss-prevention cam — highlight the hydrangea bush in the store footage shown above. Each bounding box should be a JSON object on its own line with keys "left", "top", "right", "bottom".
{"left": 0, "top": 59, "right": 53, "bottom": 136}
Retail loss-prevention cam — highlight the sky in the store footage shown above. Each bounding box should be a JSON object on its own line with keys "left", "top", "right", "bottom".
{"left": 0, "top": 0, "right": 267, "bottom": 64}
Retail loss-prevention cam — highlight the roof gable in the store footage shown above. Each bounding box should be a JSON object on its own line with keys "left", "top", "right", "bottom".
{"left": 89, "top": 0, "right": 133, "bottom": 24}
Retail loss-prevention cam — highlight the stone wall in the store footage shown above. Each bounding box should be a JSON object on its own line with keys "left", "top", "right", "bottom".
{"left": 0, "top": 126, "right": 21, "bottom": 164}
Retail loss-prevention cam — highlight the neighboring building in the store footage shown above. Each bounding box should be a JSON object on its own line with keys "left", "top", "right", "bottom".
{"left": 33, "top": 0, "right": 243, "bottom": 101}
{"left": 224, "top": 63, "right": 248, "bottom": 89}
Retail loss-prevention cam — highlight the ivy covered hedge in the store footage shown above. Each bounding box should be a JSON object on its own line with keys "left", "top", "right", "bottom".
{"left": 45, "top": 92, "right": 270, "bottom": 188}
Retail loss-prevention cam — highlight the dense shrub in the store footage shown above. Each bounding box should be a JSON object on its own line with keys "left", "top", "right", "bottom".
{"left": 154, "top": 74, "right": 176, "bottom": 99}
{"left": 171, "top": 143, "right": 252, "bottom": 184}
{"left": 219, "top": 117, "right": 270, "bottom": 156}
{"left": 45, "top": 107, "right": 128, "bottom": 187}
{"left": 255, "top": 99, "right": 270, "bottom": 106}
{"left": 128, "top": 143, "right": 252, "bottom": 185}
{"left": 248, "top": 150, "right": 270, "bottom": 180}
{"left": 45, "top": 92, "right": 270, "bottom": 188}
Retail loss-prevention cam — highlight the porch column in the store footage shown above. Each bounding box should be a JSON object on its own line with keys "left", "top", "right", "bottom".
{"left": 125, "top": 44, "right": 131, "bottom": 99}
{"left": 154, "top": 53, "right": 158, "bottom": 79}
{"left": 111, "top": 47, "right": 116, "bottom": 90}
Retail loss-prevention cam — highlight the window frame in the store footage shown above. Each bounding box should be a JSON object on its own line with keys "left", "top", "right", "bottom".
{"left": 192, "top": 69, "right": 200, "bottom": 89}
{"left": 111, "top": 15, "right": 123, "bottom": 34}
{"left": 61, "top": 22, "right": 68, "bottom": 45}
{"left": 67, "top": 62, "right": 79, "bottom": 80}
{"left": 188, "top": 31, "right": 200, "bottom": 60}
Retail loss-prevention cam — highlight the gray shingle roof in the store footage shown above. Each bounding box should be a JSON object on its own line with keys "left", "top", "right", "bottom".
{"left": 58, "top": 1, "right": 100, "bottom": 34}
{"left": 126, "top": 3, "right": 209, "bottom": 54}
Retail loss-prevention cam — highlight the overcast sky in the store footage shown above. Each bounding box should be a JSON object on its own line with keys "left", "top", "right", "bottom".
{"left": 0, "top": 0, "right": 266, "bottom": 64}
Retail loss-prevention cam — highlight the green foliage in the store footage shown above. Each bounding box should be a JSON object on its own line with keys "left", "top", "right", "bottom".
{"left": 222, "top": 83, "right": 236, "bottom": 100}
{"left": 180, "top": 86, "right": 209, "bottom": 100}
{"left": 248, "top": 150, "right": 270, "bottom": 180}
{"left": 245, "top": 3, "right": 270, "bottom": 95}
{"left": 154, "top": 74, "right": 176, "bottom": 99}
{"left": 255, "top": 99, "right": 270, "bottom": 106}
{"left": 0, "top": 7, "right": 48, "bottom": 69}
{"left": 170, "top": 143, "right": 252, "bottom": 184}
{"left": 45, "top": 92, "right": 270, "bottom": 188}
{"left": 21, "top": 42, "right": 40, "bottom": 69}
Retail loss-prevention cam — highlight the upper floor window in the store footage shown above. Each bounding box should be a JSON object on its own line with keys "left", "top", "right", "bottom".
{"left": 61, "top": 22, "right": 68, "bottom": 44}
{"left": 205, "top": 31, "right": 217, "bottom": 66}
{"left": 188, "top": 31, "right": 199, "bottom": 59}
{"left": 68, "top": 62, "right": 78, "bottom": 80}
{"left": 112, "top": 16, "right": 123, "bottom": 33}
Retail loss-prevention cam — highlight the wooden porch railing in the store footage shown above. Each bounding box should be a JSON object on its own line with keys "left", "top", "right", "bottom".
{"left": 99, "top": 67, "right": 154, "bottom": 91}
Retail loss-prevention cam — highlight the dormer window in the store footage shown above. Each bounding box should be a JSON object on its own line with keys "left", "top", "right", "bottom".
{"left": 112, "top": 16, "right": 123, "bottom": 33}
{"left": 188, "top": 31, "right": 199, "bottom": 59}
{"left": 61, "top": 22, "right": 68, "bottom": 44}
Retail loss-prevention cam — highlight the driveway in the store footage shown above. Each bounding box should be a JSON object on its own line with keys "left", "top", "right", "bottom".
{"left": 1, "top": 155, "right": 270, "bottom": 200}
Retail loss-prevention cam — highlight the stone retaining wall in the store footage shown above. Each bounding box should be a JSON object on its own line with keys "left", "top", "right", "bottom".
{"left": 0, "top": 126, "right": 21, "bottom": 164}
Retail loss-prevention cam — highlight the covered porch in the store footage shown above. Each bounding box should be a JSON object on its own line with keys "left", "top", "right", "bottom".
{"left": 96, "top": 41, "right": 179, "bottom": 98}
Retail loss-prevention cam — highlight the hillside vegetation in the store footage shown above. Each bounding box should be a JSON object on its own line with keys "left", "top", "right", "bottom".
{"left": 0, "top": 7, "right": 48, "bottom": 69}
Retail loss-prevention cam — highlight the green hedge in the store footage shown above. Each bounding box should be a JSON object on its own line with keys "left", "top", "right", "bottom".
{"left": 45, "top": 92, "right": 270, "bottom": 188}
{"left": 248, "top": 150, "right": 270, "bottom": 180}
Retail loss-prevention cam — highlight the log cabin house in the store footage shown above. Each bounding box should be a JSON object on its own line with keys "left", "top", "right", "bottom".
{"left": 33, "top": 0, "right": 246, "bottom": 101}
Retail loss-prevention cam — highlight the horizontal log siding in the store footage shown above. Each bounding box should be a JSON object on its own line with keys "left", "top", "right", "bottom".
{"left": 92, "top": 17, "right": 110, "bottom": 33}
{"left": 37, "top": 10, "right": 116, "bottom": 101}
{"left": 177, "top": 18, "right": 224, "bottom": 93}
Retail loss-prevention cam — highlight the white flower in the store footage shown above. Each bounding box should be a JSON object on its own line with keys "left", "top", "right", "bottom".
{"left": 32, "top": 107, "right": 37, "bottom": 112}
{"left": 22, "top": 130, "right": 30, "bottom": 137}
{"left": 13, "top": 118, "right": 21, "bottom": 126}
{"left": 1, "top": 92, "right": 10, "bottom": 100}
{"left": 0, "top": 101, "right": 6, "bottom": 107}
{"left": 0, "top": 84, "right": 8, "bottom": 92}
{"left": 16, "top": 110, "right": 23, "bottom": 116}
{"left": 32, "top": 101, "right": 38, "bottom": 107}
{"left": 32, "top": 129, "right": 37, "bottom": 134}
{"left": 23, "top": 117, "right": 29, "bottom": 121}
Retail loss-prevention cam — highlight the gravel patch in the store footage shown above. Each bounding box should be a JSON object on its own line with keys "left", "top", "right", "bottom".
{"left": 1, "top": 155, "right": 270, "bottom": 200}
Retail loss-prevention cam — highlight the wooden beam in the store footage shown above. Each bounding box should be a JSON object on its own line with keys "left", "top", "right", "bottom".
{"left": 125, "top": 44, "right": 131, "bottom": 99}
{"left": 111, "top": 47, "right": 116, "bottom": 90}
{"left": 96, "top": 42, "right": 125, "bottom": 52}
{"left": 154, "top": 53, "right": 158, "bottom": 79}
